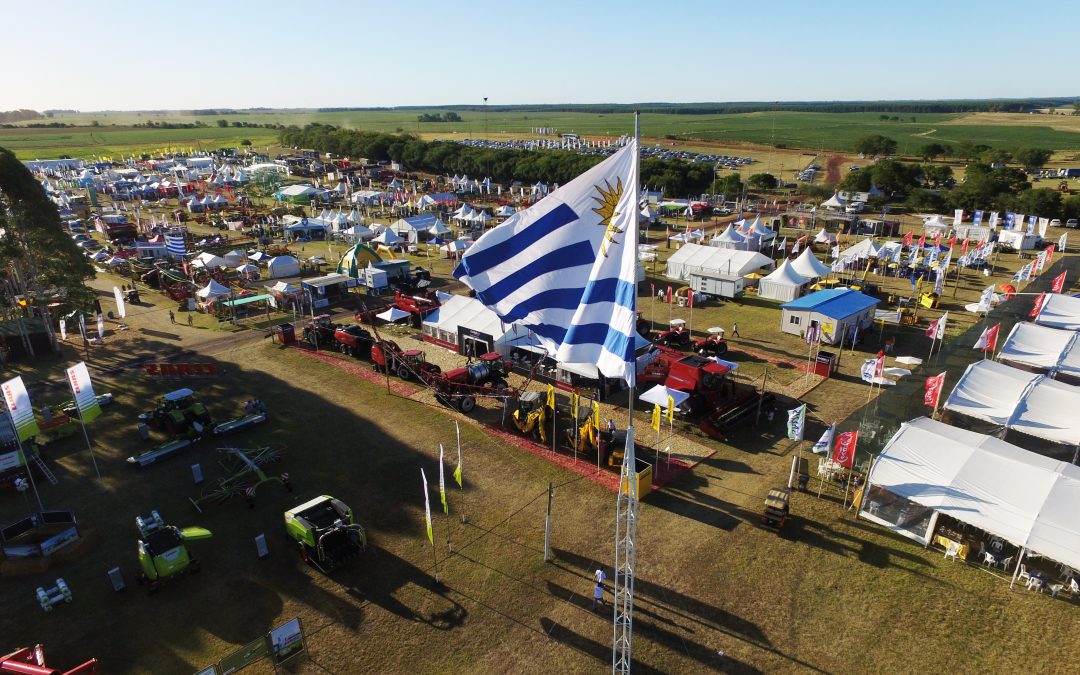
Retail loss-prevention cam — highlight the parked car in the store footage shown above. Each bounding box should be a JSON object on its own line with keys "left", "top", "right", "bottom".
{"left": 1067, "top": 219, "right": 1079, "bottom": 229}
{"left": 1049, "top": 219, "right": 1062, "bottom": 229}
{"left": 71, "top": 234, "right": 90, "bottom": 242}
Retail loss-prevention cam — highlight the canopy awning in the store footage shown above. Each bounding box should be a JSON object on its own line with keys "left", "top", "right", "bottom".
{"left": 221, "top": 294, "right": 273, "bottom": 307}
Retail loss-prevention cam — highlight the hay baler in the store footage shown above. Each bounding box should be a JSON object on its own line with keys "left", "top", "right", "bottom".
{"left": 285, "top": 495, "right": 367, "bottom": 573}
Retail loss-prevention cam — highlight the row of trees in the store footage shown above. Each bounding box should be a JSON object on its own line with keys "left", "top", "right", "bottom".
{"left": 278, "top": 124, "right": 716, "bottom": 196}
{"left": 417, "top": 112, "right": 462, "bottom": 123}
{"left": 855, "top": 134, "right": 1055, "bottom": 171}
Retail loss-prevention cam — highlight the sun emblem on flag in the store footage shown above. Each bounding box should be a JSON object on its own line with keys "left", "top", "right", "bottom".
{"left": 591, "top": 178, "right": 624, "bottom": 257}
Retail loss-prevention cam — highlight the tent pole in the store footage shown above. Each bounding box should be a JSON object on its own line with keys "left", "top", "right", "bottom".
{"left": 1009, "top": 547, "right": 1026, "bottom": 590}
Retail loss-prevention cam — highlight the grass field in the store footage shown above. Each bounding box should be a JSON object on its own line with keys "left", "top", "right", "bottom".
{"left": 5, "top": 108, "right": 1080, "bottom": 160}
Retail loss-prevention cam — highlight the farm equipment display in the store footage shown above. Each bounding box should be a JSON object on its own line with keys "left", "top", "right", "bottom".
{"left": 189, "top": 446, "right": 287, "bottom": 513}
{"left": 509, "top": 391, "right": 554, "bottom": 443}
{"left": 135, "top": 510, "right": 211, "bottom": 593}
{"left": 333, "top": 324, "right": 376, "bottom": 358}
{"left": 694, "top": 327, "right": 729, "bottom": 356}
{"left": 392, "top": 289, "right": 440, "bottom": 327}
{"left": 429, "top": 352, "right": 511, "bottom": 413}
{"left": 371, "top": 340, "right": 437, "bottom": 381}
{"left": 212, "top": 400, "right": 268, "bottom": 436}
{"left": 137, "top": 388, "right": 212, "bottom": 435}
{"left": 699, "top": 391, "right": 773, "bottom": 441}
{"left": 126, "top": 432, "right": 201, "bottom": 467}
{"left": 654, "top": 323, "right": 691, "bottom": 349}
{"left": 284, "top": 495, "right": 366, "bottom": 573}
{"left": 303, "top": 314, "right": 340, "bottom": 348}
{"left": 638, "top": 348, "right": 732, "bottom": 417}
{"left": 761, "top": 487, "right": 791, "bottom": 530}
{"left": 0, "top": 644, "right": 98, "bottom": 674}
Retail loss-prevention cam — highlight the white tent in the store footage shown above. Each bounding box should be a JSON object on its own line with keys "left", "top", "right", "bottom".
{"left": 821, "top": 193, "right": 846, "bottom": 210}
{"left": 923, "top": 214, "right": 950, "bottom": 231}
{"left": 269, "top": 281, "right": 301, "bottom": 296}
{"left": 445, "top": 238, "right": 472, "bottom": 253}
{"left": 812, "top": 228, "right": 836, "bottom": 245}
{"left": 428, "top": 220, "right": 452, "bottom": 236}
{"left": 341, "top": 224, "right": 374, "bottom": 240}
{"left": 710, "top": 224, "right": 749, "bottom": 250}
{"left": 193, "top": 252, "right": 225, "bottom": 269}
{"left": 943, "top": 359, "right": 1080, "bottom": 446}
{"left": 496, "top": 205, "right": 516, "bottom": 217}
{"left": 863, "top": 416, "right": 1080, "bottom": 571}
{"left": 266, "top": 255, "right": 301, "bottom": 279}
{"left": 372, "top": 229, "right": 404, "bottom": 245}
{"left": 247, "top": 251, "right": 268, "bottom": 262}
{"left": 997, "top": 322, "right": 1080, "bottom": 381}
{"left": 758, "top": 259, "right": 809, "bottom": 302}
{"left": 376, "top": 307, "right": 411, "bottom": 323}
{"left": 222, "top": 250, "right": 247, "bottom": 267}
{"left": 638, "top": 385, "right": 691, "bottom": 409}
{"left": 791, "top": 248, "right": 831, "bottom": 279}
{"left": 839, "top": 238, "right": 882, "bottom": 261}
{"left": 196, "top": 279, "right": 231, "bottom": 298}
{"left": 664, "top": 243, "right": 773, "bottom": 280}
{"left": 421, "top": 294, "right": 505, "bottom": 350}
{"left": 235, "top": 263, "right": 260, "bottom": 275}
{"left": 1033, "top": 293, "right": 1080, "bottom": 331}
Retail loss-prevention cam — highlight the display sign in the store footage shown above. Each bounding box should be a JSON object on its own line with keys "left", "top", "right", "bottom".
{"left": 0, "top": 449, "right": 24, "bottom": 472}
{"left": 2, "top": 376, "right": 40, "bottom": 442}
{"left": 269, "top": 618, "right": 305, "bottom": 665}
{"left": 144, "top": 363, "right": 220, "bottom": 378}
{"left": 66, "top": 362, "right": 102, "bottom": 422}
{"left": 217, "top": 637, "right": 268, "bottom": 675}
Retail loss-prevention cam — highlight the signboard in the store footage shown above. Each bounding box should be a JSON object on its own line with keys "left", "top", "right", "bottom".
{"left": 39, "top": 526, "right": 79, "bottom": 556}
{"left": 66, "top": 362, "right": 102, "bottom": 422}
{"left": 2, "top": 376, "right": 40, "bottom": 442}
{"left": 193, "top": 667, "right": 218, "bottom": 675}
{"left": 269, "top": 618, "right": 305, "bottom": 665}
{"left": 217, "top": 637, "right": 269, "bottom": 675}
{"left": 0, "top": 449, "right": 24, "bottom": 472}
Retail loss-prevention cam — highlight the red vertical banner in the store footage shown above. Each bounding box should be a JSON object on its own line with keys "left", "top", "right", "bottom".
{"left": 924, "top": 372, "right": 946, "bottom": 408}
{"left": 1052, "top": 272, "right": 1067, "bottom": 294}
{"left": 1030, "top": 292, "right": 1047, "bottom": 317}
{"left": 833, "top": 431, "right": 858, "bottom": 469}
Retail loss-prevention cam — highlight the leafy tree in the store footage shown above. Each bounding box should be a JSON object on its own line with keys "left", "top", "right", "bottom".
{"left": 1063, "top": 194, "right": 1080, "bottom": 220}
{"left": 240, "top": 139, "right": 252, "bottom": 146}
{"left": 955, "top": 142, "right": 992, "bottom": 159}
{"left": 921, "top": 164, "right": 954, "bottom": 189}
{"left": 216, "top": 119, "right": 228, "bottom": 127}
{"left": 980, "top": 148, "right": 1012, "bottom": 166}
{"left": 919, "top": 143, "right": 951, "bottom": 161}
{"left": 1013, "top": 148, "right": 1052, "bottom": 171}
{"left": 713, "top": 173, "right": 743, "bottom": 200}
{"left": 1008, "top": 188, "right": 1063, "bottom": 220}
{"left": 905, "top": 189, "right": 947, "bottom": 213}
{"left": 946, "top": 163, "right": 1030, "bottom": 212}
{"left": 853, "top": 134, "right": 897, "bottom": 156}
{"left": 0, "top": 147, "right": 95, "bottom": 356}
{"left": 838, "top": 169, "right": 872, "bottom": 192}
{"left": 868, "top": 159, "right": 919, "bottom": 195}
{"left": 747, "top": 173, "right": 777, "bottom": 190}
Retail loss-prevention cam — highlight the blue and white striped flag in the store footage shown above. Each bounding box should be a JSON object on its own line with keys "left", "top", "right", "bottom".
{"left": 165, "top": 234, "right": 187, "bottom": 256}
{"left": 454, "top": 141, "right": 640, "bottom": 384}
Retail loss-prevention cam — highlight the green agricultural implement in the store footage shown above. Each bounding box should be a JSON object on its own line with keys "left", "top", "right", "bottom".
{"left": 138, "top": 388, "right": 212, "bottom": 435}
{"left": 135, "top": 511, "right": 212, "bottom": 594}
{"left": 189, "top": 446, "right": 288, "bottom": 513}
{"left": 284, "top": 495, "right": 366, "bottom": 574}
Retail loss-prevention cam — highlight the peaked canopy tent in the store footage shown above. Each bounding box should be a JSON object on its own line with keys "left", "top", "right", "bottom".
{"left": 266, "top": 255, "right": 301, "bottom": 279}
{"left": 709, "top": 224, "right": 751, "bottom": 251}
{"left": 664, "top": 243, "right": 773, "bottom": 281}
{"left": 812, "top": 228, "right": 837, "bottom": 245}
{"left": 391, "top": 214, "right": 445, "bottom": 243}
{"left": 196, "top": 279, "right": 231, "bottom": 298}
{"left": 758, "top": 259, "right": 809, "bottom": 302}
{"left": 838, "top": 238, "right": 882, "bottom": 261}
{"left": 943, "top": 359, "right": 1080, "bottom": 447}
{"left": 790, "top": 248, "right": 831, "bottom": 279}
{"left": 193, "top": 252, "right": 225, "bottom": 269}
{"left": 860, "top": 416, "right": 1080, "bottom": 573}
{"left": 1033, "top": 293, "right": 1080, "bottom": 331}
{"left": 820, "top": 193, "right": 846, "bottom": 210}
{"left": 997, "top": 322, "right": 1080, "bottom": 384}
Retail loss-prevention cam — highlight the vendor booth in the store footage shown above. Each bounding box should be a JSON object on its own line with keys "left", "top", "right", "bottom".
{"left": 301, "top": 273, "right": 356, "bottom": 308}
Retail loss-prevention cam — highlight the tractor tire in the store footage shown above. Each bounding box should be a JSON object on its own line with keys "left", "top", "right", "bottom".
{"left": 488, "top": 377, "right": 508, "bottom": 390}
{"left": 397, "top": 365, "right": 412, "bottom": 381}
{"left": 458, "top": 395, "right": 477, "bottom": 414}
{"left": 714, "top": 342, "right": 728, "bottom": 356}
{"left": 342, "top": 345, "right": 353, "bottom": 357}
{"left": 681, "top": 395, "right": 703, "bottom": 418}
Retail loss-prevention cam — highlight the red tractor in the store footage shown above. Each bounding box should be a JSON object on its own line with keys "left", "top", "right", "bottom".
{"left": 638, "top": 347, "right": 732, "bottom": 417}
{"left": 303, "top": 314, "right": 340, "bottom": 348}
{"left": 654, "top": 325, "right": 691, "bottom": 350}
{"left": 333, "top": 324, "right": 376, "bottom": 359}
{"left": 429, "top": 352, "right": 511, "bottom": 413}
{"left": 693, "top": 333, "right": 729, "bottom": 357}
{"left": 394, "top": 290, "right": 440, "bottom": 327}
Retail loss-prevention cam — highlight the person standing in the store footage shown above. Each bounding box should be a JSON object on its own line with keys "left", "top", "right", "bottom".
{"left": 187, "top": 314, "right": 194, "bottom": 327}
{"left": 595, "top": 568, "right": 607, "bottom": 588}
{"left": 169, "top": 310, "right": 175, "bottom": 324}
{"left": 592, "top": 582, "right": 606, "bottom": 611}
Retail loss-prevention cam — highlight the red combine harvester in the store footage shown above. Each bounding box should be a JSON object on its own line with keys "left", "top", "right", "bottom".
{"left": 393, "top": 290, "right": 440, "bottom": 327}
{"left": 0, "top": 645, "right": 98, "bottom": 674}
{"left": 639, "top": 348, "right": 730, "bottom": 417}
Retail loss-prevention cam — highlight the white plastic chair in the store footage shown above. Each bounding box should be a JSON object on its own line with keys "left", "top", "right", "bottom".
{"left": 1017, "top": 564, "right": 1031, "bottom": 585}
{"left": 1049, "top": 582, "right": 1067, "bottom": 598}
{"left": 999, "top": 556, "right": 1013, "bottom": 571}
{"left": 982, "top": 551, "right": 997, "bottom": 567}
{"left": 944, "top": 542, "right": 961, "bottom": 561}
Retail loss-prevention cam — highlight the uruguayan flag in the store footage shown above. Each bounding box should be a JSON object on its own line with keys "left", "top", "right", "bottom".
{"left": 165, "top": 234, "right": 187, "bottom": 256}
{"left": 454, "top": 141, "right": 639, "bottom": 384}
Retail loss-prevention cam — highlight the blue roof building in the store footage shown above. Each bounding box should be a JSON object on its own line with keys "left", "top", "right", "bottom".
{"left": 780, "top": 288, "right": 879, "bottom": 345}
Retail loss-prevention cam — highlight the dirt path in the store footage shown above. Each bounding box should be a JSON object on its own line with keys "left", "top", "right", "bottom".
{"left": 825, "top": 154, "right": 845, "bottom": 183}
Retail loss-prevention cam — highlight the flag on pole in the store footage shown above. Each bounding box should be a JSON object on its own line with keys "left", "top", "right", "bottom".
{"left": 916, "top": 233, "right": 926, "bottom": 249}
{"left": 833, "top": 431, "right": 858, "bottom": 468}
{"left": 2, "top": 376, "right": 41, "bottom": 442}
{"left": 453, "top": 431, "right": 463, "bottom": 488}
{"left": 665, "top": 395, "right": 675, "bottom": 425}
{"left": 902, "top": 231, "right": 914, "bottom": 248}
{"left": 420, "top": 468, "right": 433, "bottom": 544}
{"left": 787, "top": 404, "right": 806, "bottom": 441}
{"left": 925, "top": 312, "right": 947, "bottom": 340}
{"left": 1052, "top": 271, "right": 1067, "bottom": 294}
{"left": 65, "top": 362, "right": 102, "bottom": 423}
{"left": 973, "top": 323, "right": 1000, "bottom": 351}
{"left": 546, "top": 384, "right": 555, "bottom": 411}
{"left": 113, "top": 286, "right": 127, "bottom": 320}
{"left": 1030, "top": 293, "right": 1046, "bottom": 318}
{"left": 438, "top": 445, "right": 448, "bottom": 514}
{"left": 453, "top": 140, "right": 640, "bottom": 384}
{"left": 650, "top": 404, "right": 661, "bottom": 432}
{"left": 874, "top": 353, "right": 885, "bottom": 378}
{"left": 812, "top": 425, "right": 834, "bottom": 454}
{"left": 924, "top": 372, "right": 946, "bottom": 408}
{"left": 591, "top": 400, "right": 600, "bottom": 429}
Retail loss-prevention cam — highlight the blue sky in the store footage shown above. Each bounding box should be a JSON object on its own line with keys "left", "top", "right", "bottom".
{"left": 4, "top": 0, "right": 1076, "bottom": 110}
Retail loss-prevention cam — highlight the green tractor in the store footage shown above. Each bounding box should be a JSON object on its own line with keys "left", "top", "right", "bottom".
{"left": 138, "top": 388, "right": 212, "bottom": 435}
{"left": 284, "top": 495, "right": 366, "bottom": 573}
{"left": 135, "top": 510, "right": 212, "bottom": 593}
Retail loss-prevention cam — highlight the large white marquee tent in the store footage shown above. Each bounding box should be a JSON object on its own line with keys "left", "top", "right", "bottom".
{"left": 997, "top": 322, "right": 1080, "bottom": 383}
{"left": 664, "top": 243, "right": 773, "bottom": 281}
{"left": 1032, "top": 293, "right": 1080, "bottom": 331}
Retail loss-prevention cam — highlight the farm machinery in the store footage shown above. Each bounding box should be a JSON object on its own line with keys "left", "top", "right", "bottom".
{"left": 284, "top": 495, "right": 366, "bottom": 573}
{"left": 392, "top": 289, "right": 440, "bottom": 327}
{"left": 371, "top": 340, "right": 436, "bottom": 381}
{"left": 0, "top": 645, "right": 98, "bottom": 674}
{"left": 189, "top": 446, "right": 287, "bottom": 513}
{"left": 427, "top": 352, "right": 511, "bottom": 413}
{"left": 508, "top": 391, "right": 554, "bottom": 443}
{"left": 137, "top": 388, "right": 212, "bottom": 435}
{"left": 333, "top": 324, "right": 376, "bottom": 358}
{"left": 694, "top": 327, "right": 729, "bottom": 356}
{"left": 135, "top": 510, "right": 211, "bottom": 593}
{"left": 654, "top": 324, "right": 691, "bottom": 349}
{"left": 303, "top": 314, "right": 340, "bottom": 348}
{"left": 638, "top": 348, "right": 732, "bottom": 417}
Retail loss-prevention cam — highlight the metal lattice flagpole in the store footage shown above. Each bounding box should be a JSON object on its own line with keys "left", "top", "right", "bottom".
{"left": 613, "top": 112, "right": 641, "bottom": 675}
